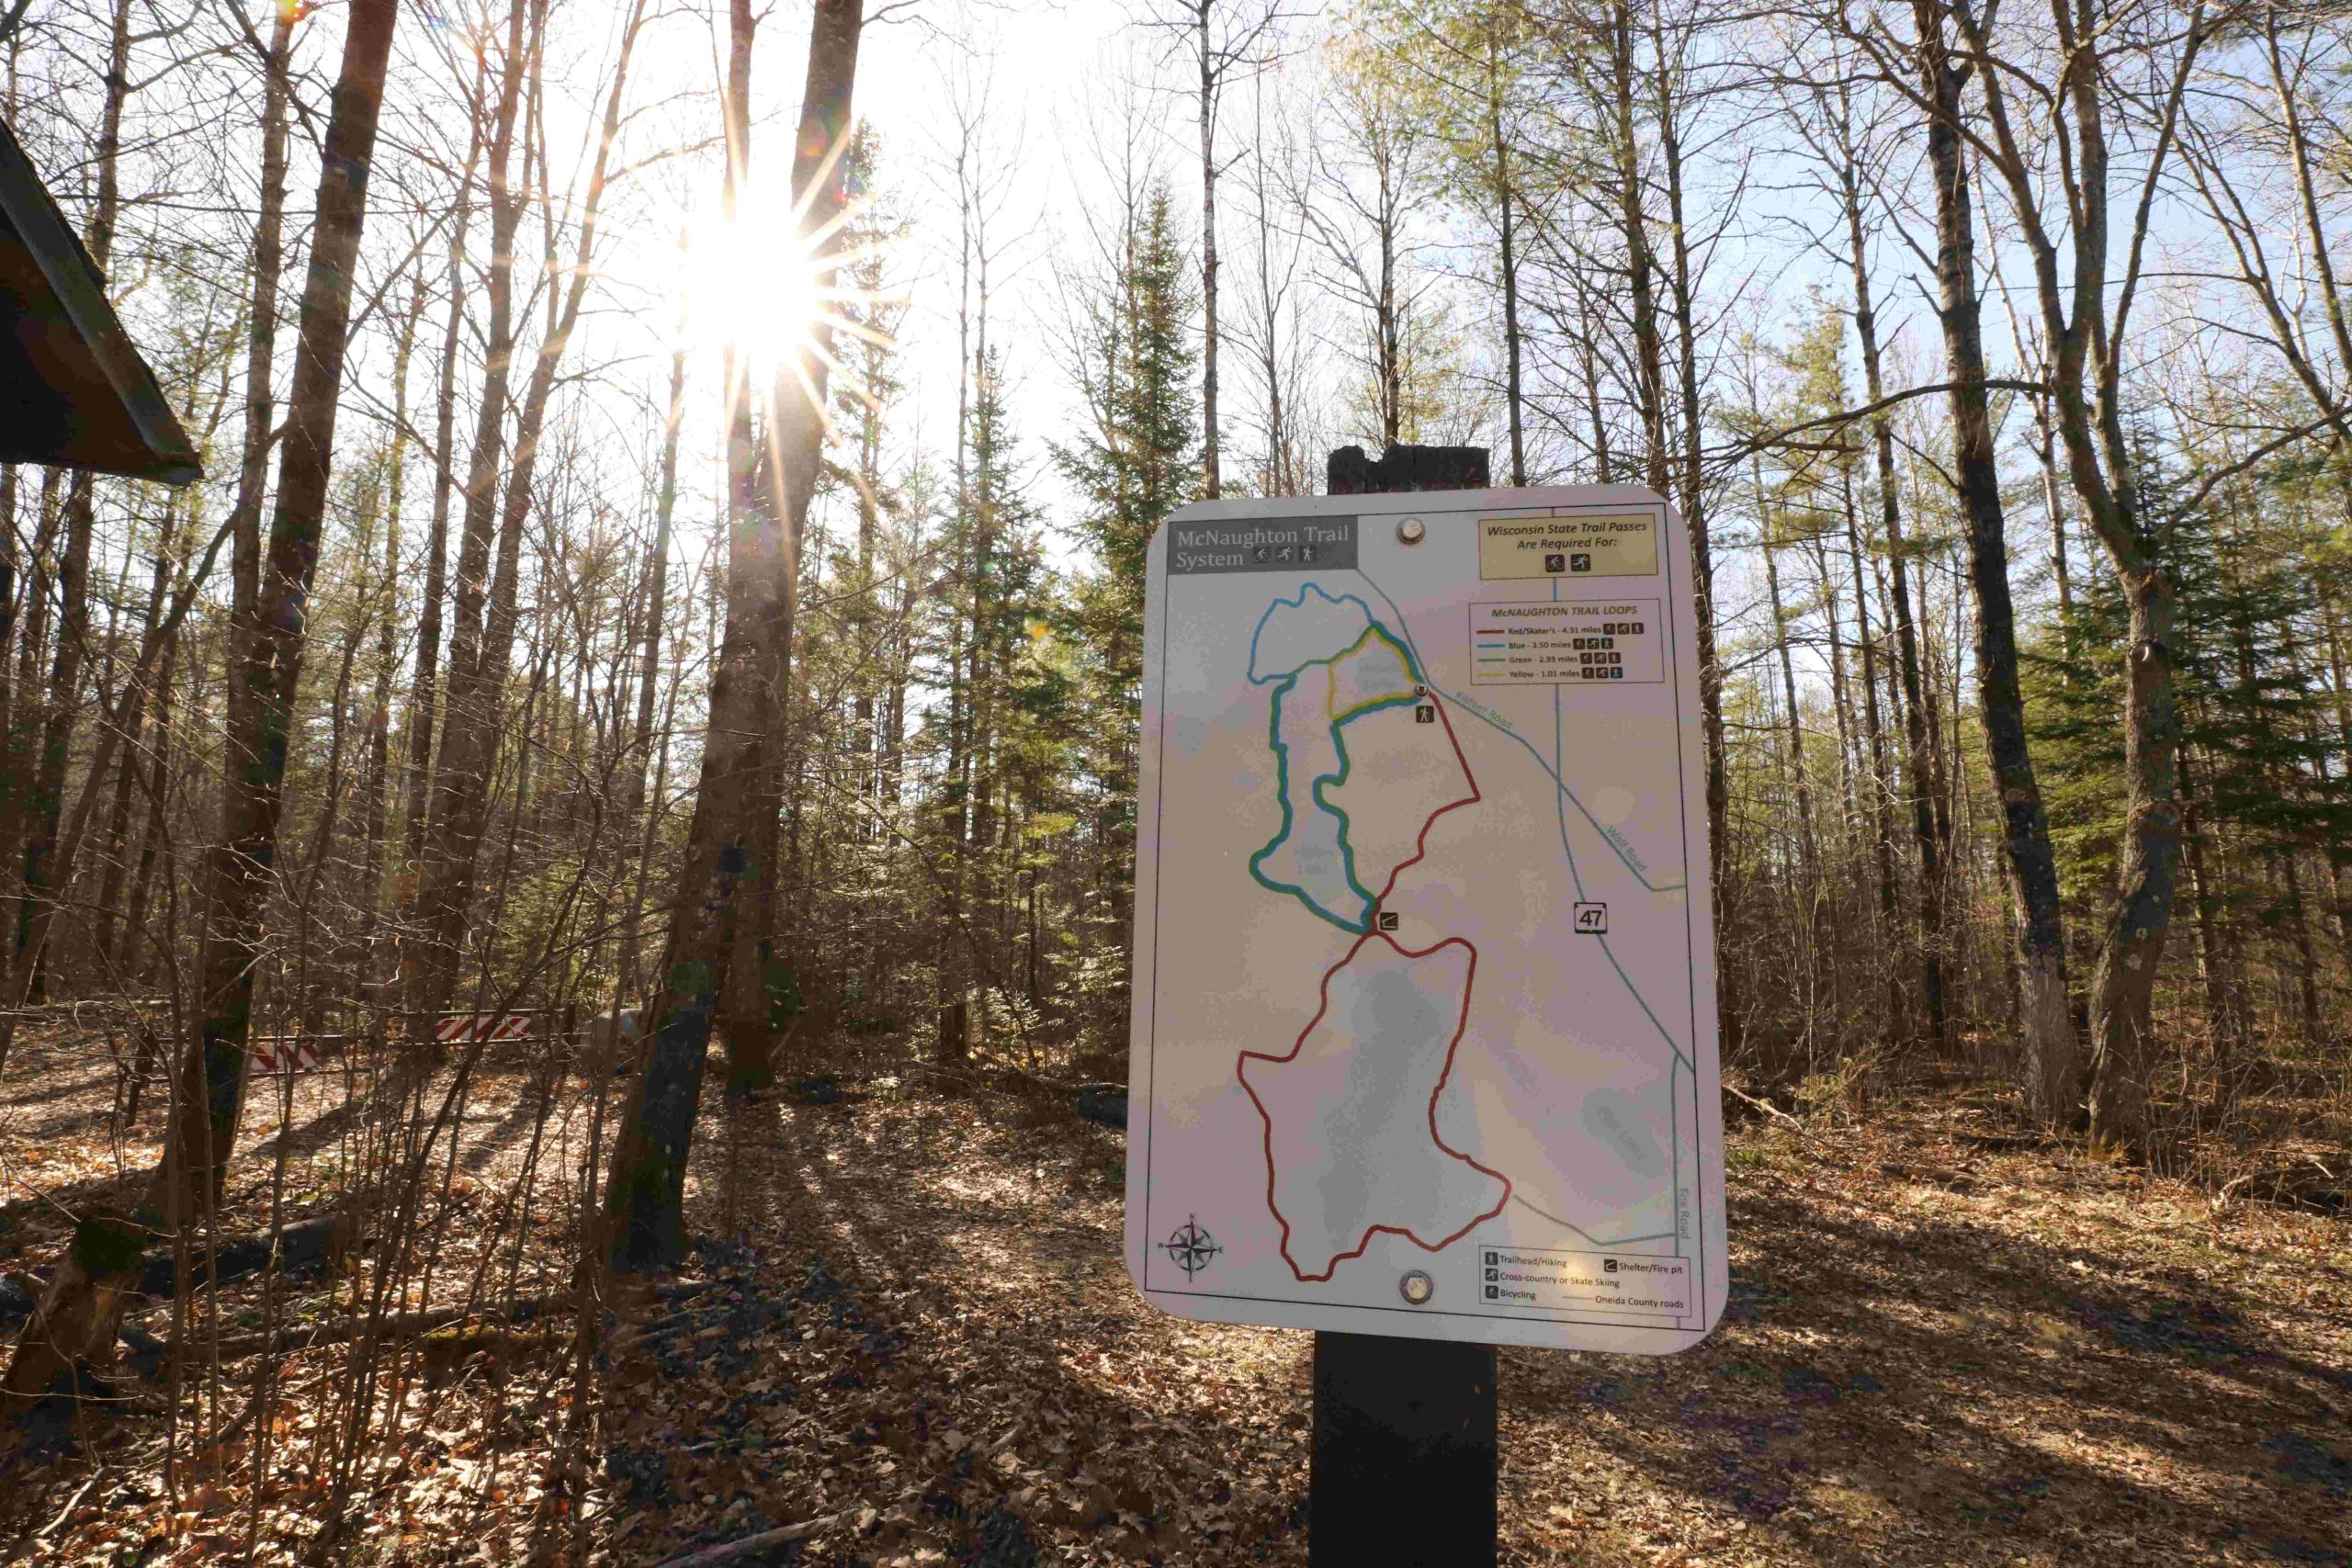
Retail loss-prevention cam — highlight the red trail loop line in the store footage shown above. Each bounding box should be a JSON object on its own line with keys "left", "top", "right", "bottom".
{"left": 1236, "top": 694, "right": 1513, "bottom": 1282}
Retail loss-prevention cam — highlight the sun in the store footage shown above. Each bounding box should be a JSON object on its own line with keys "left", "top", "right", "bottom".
{"left": 679, "top": 199, "right": 827, "bottom": 385}
{"left": 671, "top": 138, "right": 902, "bottom": 434}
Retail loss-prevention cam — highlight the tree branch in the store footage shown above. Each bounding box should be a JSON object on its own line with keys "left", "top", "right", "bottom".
{"left": 1711, "top": 378, "right": 2047, "bottom": 462}
{"left": 2179, "top": 414, "right": 2341, "bottom": 514}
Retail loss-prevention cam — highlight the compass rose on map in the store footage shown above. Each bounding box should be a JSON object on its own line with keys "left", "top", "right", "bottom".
{"left": 1160, "top": 1215, "right": 1222, "bottom": 1280}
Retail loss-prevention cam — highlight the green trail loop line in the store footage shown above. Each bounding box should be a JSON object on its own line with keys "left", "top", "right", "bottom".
{"left": 1237, "top": 657, "right": 1505, "bottom": 1281}
{"left": 1356, "top": 568, "right": 1686, "bottom": 897}
{"left": 1246, "top": 605, "right": 1429, "bottom": 933}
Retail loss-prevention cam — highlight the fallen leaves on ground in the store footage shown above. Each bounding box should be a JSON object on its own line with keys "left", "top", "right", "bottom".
{"left": 1, "top": 1028, "right": 2346, "bottom": 1565}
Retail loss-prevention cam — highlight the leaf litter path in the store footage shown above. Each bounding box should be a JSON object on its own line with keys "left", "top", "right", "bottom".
{"left": 685, "top": 1075, "right": 2346, "bottom": 1567}
{"left": 1, "top": 1028, "right": 2346, "bottom": 1565}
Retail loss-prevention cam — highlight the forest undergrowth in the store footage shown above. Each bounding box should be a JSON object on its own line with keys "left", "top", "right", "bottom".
{"left": 0, "top": 1021, "right": 2344, "bottom": 1567}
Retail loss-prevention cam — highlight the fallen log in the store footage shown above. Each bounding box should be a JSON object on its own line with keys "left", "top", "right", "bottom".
{"left": 117, "top": 1293, "right": 571, "bottom": 1378}
{"left": 1075, "top": 1084, "right": 1127, "bottom": 1130}
{"left": 115, "top": 1279, "right": 737, "bottom": 1377}
{"left": 136, "top": 1213, "right": 349, "bottom": 1298}
{"left": 650, "top": 1513, "right": 845, "bottom": 1568}
{"left": 0, "top": 1273, "right": 36, "bottom": 1336}
{"left": 906, "top": 1062, "right": 1126, "bottom": 1133}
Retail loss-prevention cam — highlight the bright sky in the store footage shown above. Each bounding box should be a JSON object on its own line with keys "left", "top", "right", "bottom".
{"left": 588, "top": 0, "right": 1924, "bottom": 664}
{"left": 391, "top": 0, "right": 2133, "bottom": 645}
{"left": 582, "top": 0, "right": 1191, "bottom": 575}
{"left": 855, "top": 1, "right": 1197, "bottom": 539}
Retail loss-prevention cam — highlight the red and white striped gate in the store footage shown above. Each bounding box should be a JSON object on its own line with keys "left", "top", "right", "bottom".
{"left": 250, "top": 1036, "right": 322, "bottom": 1074}
{"left": 432, "top": 1012, "right": 540, "bottom": 1044}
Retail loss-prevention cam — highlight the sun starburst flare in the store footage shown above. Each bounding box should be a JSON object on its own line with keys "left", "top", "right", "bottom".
{"left": 676, "top": 154, "right": 902, "bottom": 440}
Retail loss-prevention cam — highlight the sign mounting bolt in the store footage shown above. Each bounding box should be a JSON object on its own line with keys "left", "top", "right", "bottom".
{"left": 1399, "top": 1269, "right": 1435, "bottom": 1305}
{"left": 1396, "top": 518, "right": 1426, "bottom": 546}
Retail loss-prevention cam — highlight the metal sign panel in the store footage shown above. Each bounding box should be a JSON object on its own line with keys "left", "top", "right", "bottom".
{"left": 1125, "top": 488, "right": 1725, "bottom": 1353}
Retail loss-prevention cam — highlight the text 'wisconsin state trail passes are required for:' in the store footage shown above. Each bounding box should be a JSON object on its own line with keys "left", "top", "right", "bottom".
{"left": 1125, "top": 489, "right": 1726, "bottom": 1353}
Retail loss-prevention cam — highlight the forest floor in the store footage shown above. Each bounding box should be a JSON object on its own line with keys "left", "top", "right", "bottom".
{"left": 0, "top": 1024, "right": 2346, "bottom": 1566}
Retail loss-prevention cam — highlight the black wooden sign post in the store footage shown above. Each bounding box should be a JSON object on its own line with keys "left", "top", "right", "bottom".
{"left": 1309, "top": 441, "right": 1498, "bottom": 1568}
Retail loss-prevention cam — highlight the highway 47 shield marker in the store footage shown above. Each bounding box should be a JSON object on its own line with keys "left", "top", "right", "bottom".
{"left": 1125, "top": 487, "right": 1726, "bottom": 1354}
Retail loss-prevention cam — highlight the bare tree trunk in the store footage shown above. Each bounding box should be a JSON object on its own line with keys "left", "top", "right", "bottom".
{"left": 1197, "top": 3, "right": 1221, "bottom": 499}
{"left": 1911, "top": 0, "right": 2075, "bottom": 1115}
{"left": 19, "top": 518, "right": 248, "bottom": 1066}
{"left": 2030, "top": 397, "right": 2073, "bottom": 622}
{"left": 16, "top": 513, "right": 91, "bottom": 989}
{"left": 1244, "top": 80, "right": 1295, "bottom": 494}
{"left": 0, "top": 473, "right": 61, "bottom": 1022}
{"left": 122, "top": 596, "right": 177, "bottom": 992}
{"left": 963, "top": 318, "right": 1000, "bottom": 1060}
{"left": 621, "top": 337, "right": 685, "bottom": 998}
{"left": 2316, "top": 604, "right": 2352, "bottom": 969}
{"left": 1376, "top": 164, "right": 1403, "bottom": 444}
{"left": 1656, "top": 33, "right": 1732, "bottom": 937}
{"left": 2265, "top": 4, "right": 2352, "bottom": 387}
{"left": 2280, "top": 851, "right": 2323, "bottom": 1043}
{"left": 1757, "top": 493, "right": 1824, "bottom": 1043}
{"left": 220, "top": 0, "right": 299, "bottom": 804}
{"left": 605, "top": 0, "right": 865, "bottom": 1271}
{"left": 935, "top": 94, "right": 984, "bottom": 1060}
{"left": 0, "top": 466, "right": 17, "bottom": 1006}
{"left": 1846, "top": 469, "right": 1905, "bottom": 1041}
{"left": 1839, "top": 146, "right": 1949, "bottom": 1046}
{"left": 411, "top": 0, "right": 649, "bottom": 1037}
{"left": 1608, "top": 0, "right": 1668, "bottom": 494}
{"left": 1758, "top": 502, "right": 1821, "bottom": 897}
{"left": 717, "top": 0, "right": 790, "bottom": 1092}
{"left": 1811, "top": 536, "right": 1858, "bottom": 852}
{"left": 90, "top": 492, "right": 180, "bottom": 971}
{"left": 3, "top": 0, "right": 401, "bottom": 1433}
{"left": 402, "top": 0, "right": 531, "bottom": 1026}
{"left": 1940, "top": 0, "right": 2204, "bottom": 1147}
{"left": 2177, "top": 744, "right": 2234, "bottom": 1071}
{"left": 1575, "top": 288, "right": 1611, "bottom": 484}
{"left": 1487, "top": 35, "right": 1525, "bottom": 486}
{"left": 6, "top": 0, "right": 305, "bottom": 1088}
{"left": 360, "top": 278, "right": 424, "bottom": 990}
{"left": 177, "top": 0, "right": 402, "bottom": 1206}
{"left": 2081, "top": 547, "right": 2183, "bottom": 1142}
{"left": 14, "top": 0, "right": 135, "bottom": 996}
{"left": 397, "top": 56, "right": 488, "bottom": 951}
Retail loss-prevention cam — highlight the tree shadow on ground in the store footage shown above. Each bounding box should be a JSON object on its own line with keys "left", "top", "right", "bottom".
{"left": 1502, "top": 1181, "right": 2349, "bottom": 1566}
{"left": 238, "top": 1093, "right": 363, "bottom": 1167}
{"left": 458, "top": 1077, "right": 564, "bottom": 1176}
{"left": 701, "top": 1075, "right": 2349, "bottom": 1567}
{"left": 635, "top": 1085, "right": 1317, "bottom": 1566}
{"left": 0, "top": 1071, "right": 120, "bottom": 1113}
{"left": 0, "top": 1167, "right": 146, "bottom": 1241}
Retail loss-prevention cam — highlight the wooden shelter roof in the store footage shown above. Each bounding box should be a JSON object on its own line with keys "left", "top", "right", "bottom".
{"left": 1, "top": 114, "right": 201, "bottom": 486}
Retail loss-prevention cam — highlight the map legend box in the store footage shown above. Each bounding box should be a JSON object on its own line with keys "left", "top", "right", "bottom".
{"left": 1470, "top": 599, "right": 1664, "bottom": 685}
{"left": 1476, "top": 1246, "right": 1691, "bottom": 1317}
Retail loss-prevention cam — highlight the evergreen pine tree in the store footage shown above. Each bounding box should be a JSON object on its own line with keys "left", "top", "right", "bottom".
{"left": 2026, "top": 425, "right": 2350, "bottom": 1061}
{"left": 1054, "top": 176, "right": 1200, "bottom": 1043}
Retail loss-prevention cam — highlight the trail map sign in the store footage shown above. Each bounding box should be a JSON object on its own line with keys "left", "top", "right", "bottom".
{"left": 1124, "top": 487, "right": 1726, "bottom": 1353}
